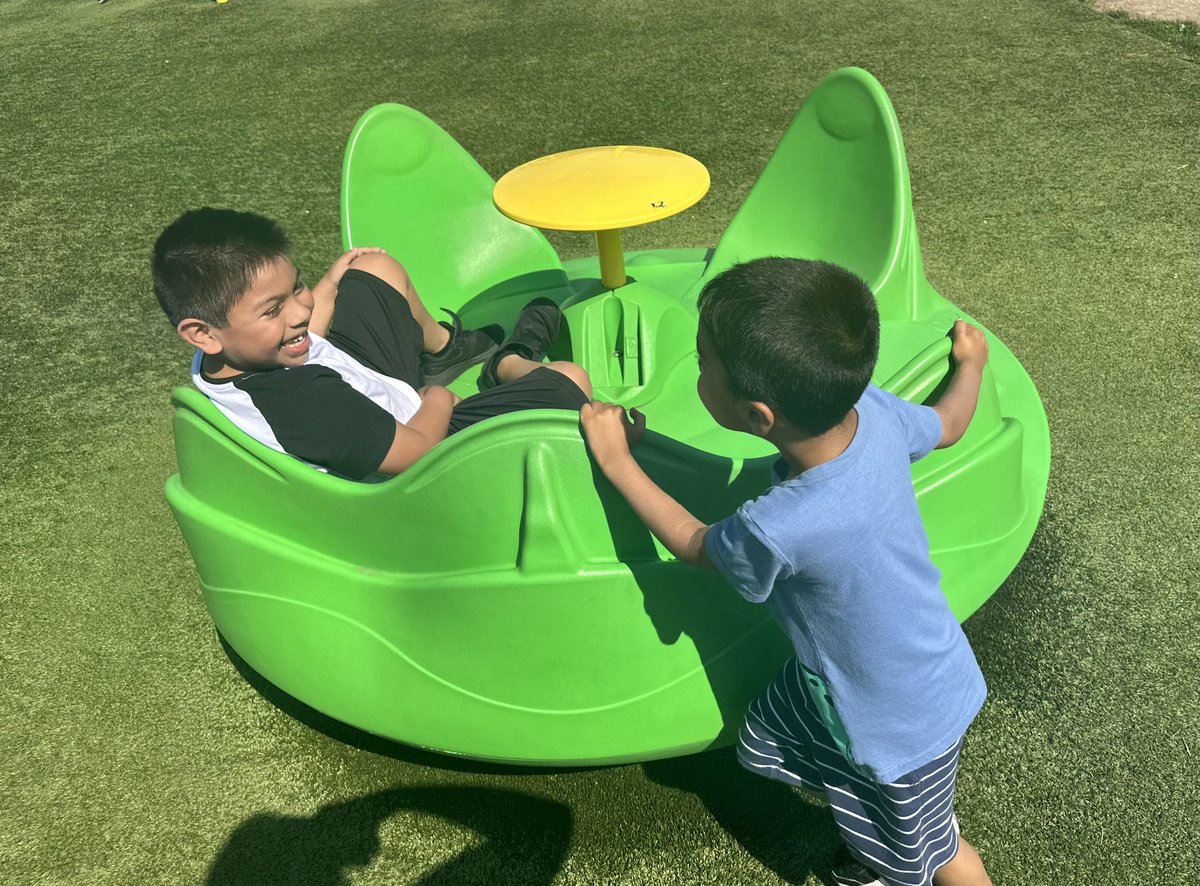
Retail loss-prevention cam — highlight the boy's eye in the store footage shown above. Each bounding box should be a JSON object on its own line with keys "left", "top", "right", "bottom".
{"left": 265, "top": 304, "right": 283, "bottom": 317}
{"left": 294, "top": 278, "right": 305, "bottom": 293}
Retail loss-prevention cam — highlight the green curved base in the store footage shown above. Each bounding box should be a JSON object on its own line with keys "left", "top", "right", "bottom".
{"left": 167, "top": 247, "right": 1049, "bottom": 767}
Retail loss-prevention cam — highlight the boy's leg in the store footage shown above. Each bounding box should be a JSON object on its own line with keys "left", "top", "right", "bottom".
{"left": 334, "top": 254, "right": 500, "bottom": 385}
{"left": 439, "top": 294, "right": 591, "bottom": 433}
{"left": 446, "top": 366, "right": 590, "bottom": 434}
{"left": 325, "top": 268, "right": 427, "bottom": 386}
{"left": 478, "top": 297, "right": 593, "bottom": 399}
{"left": 830, "top": 740, "right": 967, "bottom": 886}
{"left": 740, "top": 659, "right": 977, "bottom": 886}
{"left": 931, "top": 837, "right": 992, "bottom": 886}
{"left": 493, "top": 355, "right": 593, "bottom": 400}
{"left": 344, "top": 253, "right": 448, "bottom": 353}
{"left": 736, "top": 657, "right": 826, "bottom": 794}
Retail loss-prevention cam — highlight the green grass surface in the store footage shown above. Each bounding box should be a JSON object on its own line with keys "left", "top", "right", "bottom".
{"left": 2, "top": 1, "right": 1197, "bottom": 883}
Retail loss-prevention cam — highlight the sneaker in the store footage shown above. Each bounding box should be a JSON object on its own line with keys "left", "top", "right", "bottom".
{"left": 832, "top": 859, "right": 884, "bottom": 886}
{"left": 479, "top": 298, "right": 563, "bottom": 389}
{"left": 419, "top": 308, "right": 502, "bottom": 386}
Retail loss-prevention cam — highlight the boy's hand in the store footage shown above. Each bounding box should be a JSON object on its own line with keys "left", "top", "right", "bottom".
{"left": 580, "top": 401, "right": 712, "bottom": 569}
{"left": 934, "top": 320, "right": 989, "bottom": 449}
{"left": 321, "top": 247, "right": 388, "bottom": 290}
{"left": 307, "top": 247, "right": 388, "bottom": 337}
{"left": 418, "top": 385, "right": 461, "bottom": 408}
{"left": 579, "top": 401, "right": 646, "bottom": 471}
{"left": 949, "top": 319, "right": 989, "bottom": 369}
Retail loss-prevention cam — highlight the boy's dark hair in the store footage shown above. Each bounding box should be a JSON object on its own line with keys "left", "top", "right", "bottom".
{"left": 152, "top": 208, "right": 291, "bottom": 327}
{"left": 698, "top": 257, "right": 880, "bottom": 436}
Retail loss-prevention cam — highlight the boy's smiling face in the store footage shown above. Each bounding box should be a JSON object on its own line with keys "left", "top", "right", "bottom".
{"left": 191, "top": 256, "right": 314, "bottom": 377}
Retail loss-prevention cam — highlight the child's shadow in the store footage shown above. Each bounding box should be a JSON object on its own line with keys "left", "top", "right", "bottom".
{"left": 642, "top": 749, "right": 840, "bottom": 885}
{"left": 206, "top": 785, "right": 573, "bottom": 886}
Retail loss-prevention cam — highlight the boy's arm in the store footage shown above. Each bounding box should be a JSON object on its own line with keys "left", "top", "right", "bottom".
{"left": 308, "top": 247, "right": 388, "bottom": 337}
{"left": 376, "top": 386, "right": 455, "bottom": 475}
{"left": 579, "top": 402, "right": 716, "bottom": 569}
{"left": 933, "top": 319, "right": 989, "bottom": 449}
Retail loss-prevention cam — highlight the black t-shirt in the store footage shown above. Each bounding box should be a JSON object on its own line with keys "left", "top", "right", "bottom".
{"left": 190, "top": 333, "right": 420, "bottom": 479}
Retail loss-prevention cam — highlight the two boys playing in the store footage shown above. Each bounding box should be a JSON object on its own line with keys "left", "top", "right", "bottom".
{"left": 156, "top": 208, "right": 993, "bottom": 886}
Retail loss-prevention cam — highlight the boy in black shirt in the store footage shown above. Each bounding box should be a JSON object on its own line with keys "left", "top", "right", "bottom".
{"left": 154, "top": 207, "right": 591, "bottom": 479}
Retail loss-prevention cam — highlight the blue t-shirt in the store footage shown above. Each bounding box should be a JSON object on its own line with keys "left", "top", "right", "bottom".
{"left": 705, "top": 385, "right": 986, "bottom": 783}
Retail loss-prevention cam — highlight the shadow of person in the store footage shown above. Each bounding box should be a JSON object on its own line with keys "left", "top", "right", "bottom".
{"left": 643, "top": 748, "right": 840, "bottom": 885}
{"left": 207, "top": 785, "right": 572, "bottom": 886}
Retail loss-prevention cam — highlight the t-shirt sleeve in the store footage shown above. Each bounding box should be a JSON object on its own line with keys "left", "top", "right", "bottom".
{"left": 241, "top": 365, "right": 396, "bottom": 480}
{"left": 704, "top": 505, "right": 794, "bottom": 603}
{"left": 874, "top": 386, "right": 943, "bottom": 461}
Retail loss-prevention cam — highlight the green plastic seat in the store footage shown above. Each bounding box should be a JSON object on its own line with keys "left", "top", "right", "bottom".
{"left": 341, "top": 103, "right": 573, "bottom": 335}
{"left": 166, "top": 69, "right": 1050, "bottom": 765}
{"left": 688, "top": 66, "right": 932, "bottom": 321}
{"left": 168, "top": 393, "right": 790, "bottom": 765}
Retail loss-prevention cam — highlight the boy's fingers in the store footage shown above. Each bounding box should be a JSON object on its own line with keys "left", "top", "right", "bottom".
{"left": 630, "top": 408, "right": 647, "bottom": 430}
{"left": 581, "top": 401, "right": 616, "bottom": 421}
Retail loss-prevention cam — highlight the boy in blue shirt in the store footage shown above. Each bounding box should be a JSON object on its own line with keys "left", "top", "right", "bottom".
{"left": 580, "top": 258, "right": 993, "bottom": 886}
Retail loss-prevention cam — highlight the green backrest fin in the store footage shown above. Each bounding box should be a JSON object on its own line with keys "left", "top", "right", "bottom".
{"left": 340, "top": 104, "right": 571, "bottom": 318}
{"left": 702, "top": 67, "right": 930, "bottom": 320}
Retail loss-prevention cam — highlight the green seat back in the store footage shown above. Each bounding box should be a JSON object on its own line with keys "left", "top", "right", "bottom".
{"left": 703, "top": 67, "right": 930, "bottom": 320}
{"left": 340, "top": 104, "right": 571, "bottom": 317}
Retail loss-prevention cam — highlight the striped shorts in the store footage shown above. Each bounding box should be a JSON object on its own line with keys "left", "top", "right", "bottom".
{"left": 737, "top": 657, "right": 962, "bottom": 886}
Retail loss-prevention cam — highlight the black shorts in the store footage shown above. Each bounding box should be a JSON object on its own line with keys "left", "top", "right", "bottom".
{"left": 326, "top": 269, "right": 588, "bottom": 434}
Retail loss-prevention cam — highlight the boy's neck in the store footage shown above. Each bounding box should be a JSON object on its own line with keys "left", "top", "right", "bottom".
{"left": 200, "top": 352, "right": 264, "bottom": 380}
{"left": 771, "top": 408, "right": 859, "bottom": 480}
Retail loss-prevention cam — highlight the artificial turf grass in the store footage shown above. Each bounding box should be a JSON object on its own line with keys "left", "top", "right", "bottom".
{"left": 1, "top": 0, "right": 1197, "bottom": 883}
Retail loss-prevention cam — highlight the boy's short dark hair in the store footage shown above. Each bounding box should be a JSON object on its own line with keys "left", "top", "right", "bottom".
{"left": 698, "top": 257, "right": 880, "bottom": 436}
{"left": 152, "top": 208, "right": 291, "bottom": 327}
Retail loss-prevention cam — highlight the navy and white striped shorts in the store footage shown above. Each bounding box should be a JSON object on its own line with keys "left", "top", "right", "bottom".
{"left": 737, "top": 657, "right": 962, "bottom": 886}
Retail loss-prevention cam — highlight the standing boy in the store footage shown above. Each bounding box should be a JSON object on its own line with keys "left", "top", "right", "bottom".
{"left": 580, "top": 257, "right": 994, "bottom": 886}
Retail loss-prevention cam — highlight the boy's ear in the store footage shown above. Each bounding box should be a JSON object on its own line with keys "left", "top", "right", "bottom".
{"left": 745, "top": 401, "right": 776, "bottom": 437}
{"left": 177, "top": 318, "right": 224, "bottom": 355}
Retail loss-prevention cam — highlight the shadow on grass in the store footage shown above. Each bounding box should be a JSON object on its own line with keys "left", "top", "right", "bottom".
{"left": 643, "top": 747, "right": 841, "bottom": 884}
{"left": 207, "top": 785, "right": 573, "bottom": 886}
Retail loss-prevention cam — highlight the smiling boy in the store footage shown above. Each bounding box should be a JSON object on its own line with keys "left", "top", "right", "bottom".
{"left": 155, "top": 207, "right": 591, "bottom": 479}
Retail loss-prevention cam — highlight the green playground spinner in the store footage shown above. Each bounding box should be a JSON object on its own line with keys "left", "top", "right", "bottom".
{"left": 165, "top": 68, "right": 1050, "bottom": 766}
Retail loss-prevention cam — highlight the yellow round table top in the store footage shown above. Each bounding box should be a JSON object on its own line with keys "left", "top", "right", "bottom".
{"left": 493, "top": 145, "right": 710, "bottom": 232}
